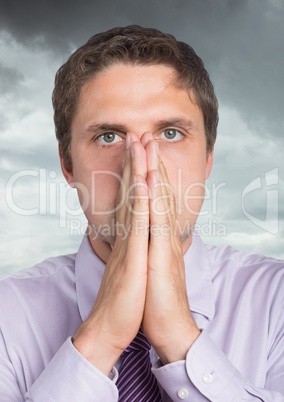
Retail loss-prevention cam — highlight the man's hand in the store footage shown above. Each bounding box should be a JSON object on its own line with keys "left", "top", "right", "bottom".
{"left": 73, "top": 133, "right": 200, "bottom": 375}
{"left": 73, "top": 133, "right": 149, "bottom": 375}
{"left": 142, "top": 134, "right": 201, "bottom": 364}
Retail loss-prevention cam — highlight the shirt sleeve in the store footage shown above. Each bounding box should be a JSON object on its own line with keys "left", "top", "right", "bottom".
{"left": 26, "top": 337, "right": 119, "bottom": 402}
{"left": 0, "top": 329, "right": 24, "bottom": 401}
{"left": 152, "top": 331, "right": 284, "bottom": 401}
{"left": 0, "top": 334, "right": 118, "bottom": 402}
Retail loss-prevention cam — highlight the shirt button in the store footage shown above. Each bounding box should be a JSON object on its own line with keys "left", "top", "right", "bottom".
{"left": 177, "top": 388, "right": 188, "bottom": 399}
{"left": 202, "top": 373, "right": 213, "bottom": 384}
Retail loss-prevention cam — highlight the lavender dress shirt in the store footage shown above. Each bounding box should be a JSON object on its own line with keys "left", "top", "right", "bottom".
{"left": 0, "top": 233, "right": 283, "bottom": 401}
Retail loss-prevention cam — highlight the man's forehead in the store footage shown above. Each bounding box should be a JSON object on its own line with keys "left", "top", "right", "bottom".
{"left": 71, "top": 63, "right": 203, "bottom": 136}
{"left": 80, "top": 62, "right": 181, "bottom": 95}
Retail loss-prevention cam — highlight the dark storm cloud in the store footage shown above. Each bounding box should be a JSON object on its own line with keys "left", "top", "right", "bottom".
{"left": 0, "top": 0, "right": 123, "bottom": 52}
{"left": 0, "top": 0, "right": 283, "bottom": 143}
{"left": 0, "top": 0, "right": 280, "bottom": 55}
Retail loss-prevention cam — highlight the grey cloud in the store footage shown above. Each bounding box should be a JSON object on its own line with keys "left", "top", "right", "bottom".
{"left": 0, "top": 63, "right": 24, "bottom": 95}
{"left": 1, "top": 146, "right": 61, "bottom": 178}
{"left": 0, "top": 62, "right": 25, "bottom": 130}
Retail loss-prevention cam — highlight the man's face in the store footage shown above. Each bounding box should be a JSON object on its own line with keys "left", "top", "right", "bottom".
{"left": 61, "top": 63, "right": 213, "bottom": 255}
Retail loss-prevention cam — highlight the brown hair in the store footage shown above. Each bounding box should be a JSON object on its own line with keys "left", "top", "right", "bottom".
{"left": 53, "top": 25, "right": 218, "bottom": 170}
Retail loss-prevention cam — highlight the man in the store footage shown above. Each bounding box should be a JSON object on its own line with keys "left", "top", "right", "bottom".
{"left": 0, "top": 25, "right": 283, "bottom": 401}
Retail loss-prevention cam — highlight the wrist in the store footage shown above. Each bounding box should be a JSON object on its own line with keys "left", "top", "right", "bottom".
{"left": 72, "top": 324, "right": 123, "bottom": 376}
{"left": 156, "top": 327, "right": 201, "bottom": 365}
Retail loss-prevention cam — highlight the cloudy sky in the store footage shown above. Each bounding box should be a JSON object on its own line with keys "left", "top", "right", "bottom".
{"left": 0, "top": 0, "right": 283, "bottom": 275}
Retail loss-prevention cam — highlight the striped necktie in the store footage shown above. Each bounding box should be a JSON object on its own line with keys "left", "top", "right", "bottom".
{"left": 117, "top": 328, "right": 162, "bottom": 401}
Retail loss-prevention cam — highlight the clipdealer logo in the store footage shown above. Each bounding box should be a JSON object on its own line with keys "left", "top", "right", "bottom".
{"left": 241, "top": 168, "right": 279, "bottom": 234}
{"left": 5, "top": 167, "right": 280, "bottom": 235}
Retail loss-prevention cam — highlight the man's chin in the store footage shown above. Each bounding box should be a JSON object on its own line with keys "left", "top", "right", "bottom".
{"left": 87, "top": 219, "right": 116, "bottom": 243}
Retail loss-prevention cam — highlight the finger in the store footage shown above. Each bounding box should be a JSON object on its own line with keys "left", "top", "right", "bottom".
{"left": 146, "top": 140, "right": 171, "bottom": 221}
{"left": 140, "top": 131, "right": 153, "bottom": 148}
{"left": 146, "top": 139, "right": 174, "bottom": 214}
{"left": 146, "top": 141, "right": 175, "bottom": 246}
{"left": 130, "top": 135, "right": 147, "bottom": 179}
{"left": 146, "top": 138, "right": 159, "bottom": 173}
{"left": 126, "top": 139, "right": 150, "bottom": 254}
{"left": 115, "top": 133, "right": 132, "bottom": 230}
{"left": 126, "top": 136, "right": 148, "bottom": 229}
{"left": 116, "top": 133, "right": 144, "bottom": 238}
{"left": 159, "top": 159, "right": 176, "bottom": 221}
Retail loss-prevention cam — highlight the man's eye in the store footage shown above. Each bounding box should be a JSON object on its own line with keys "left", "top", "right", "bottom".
{"left": 96, "top": 132, "right": 122, "bottom": 145}
{"left": 159, "top": 129, "right": 183, "bottom": 142}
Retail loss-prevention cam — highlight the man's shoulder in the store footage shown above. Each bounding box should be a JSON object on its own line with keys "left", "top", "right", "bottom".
{"left": 0, "top": 252, "right": 77, "bottom": 294}
{"left": 205, "top": 240, "right": 284, "bottom": 295}
{"left": 205, "top": 239, "right": 282, "bottom": 266}
{"left": 0, "top": 251, "right": 80, "bottom": 346}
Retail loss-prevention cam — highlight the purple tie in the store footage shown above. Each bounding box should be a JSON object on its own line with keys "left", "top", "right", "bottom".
{"left": 117, "top": 328, "right": 162, "bottom": 402}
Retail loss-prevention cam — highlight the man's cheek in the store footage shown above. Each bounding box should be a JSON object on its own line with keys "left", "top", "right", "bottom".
{"left": 90, "top": 172, "right": 122, "bottom": 214}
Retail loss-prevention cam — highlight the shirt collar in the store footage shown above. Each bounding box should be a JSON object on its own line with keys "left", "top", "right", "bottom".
{"left": 75, "top": 232, "right": 215, "bottom": 323}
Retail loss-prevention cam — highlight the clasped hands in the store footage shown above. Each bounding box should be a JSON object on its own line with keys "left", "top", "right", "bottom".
{"left": 73, "top": 133, "right": 200, "bottom": 375}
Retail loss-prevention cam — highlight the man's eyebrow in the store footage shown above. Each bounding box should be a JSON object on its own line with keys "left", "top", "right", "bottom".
{"left": 154, "top": 118, "right": 196, "bottom": 131}
{"left": 84, "top": 123, "right": 128, "bottom": 135}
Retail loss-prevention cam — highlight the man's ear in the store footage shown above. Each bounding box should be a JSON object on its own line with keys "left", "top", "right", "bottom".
{"left": 59, "top": 145, "right": 75, "bottom": 188}
{"left": 205, "top": 148, "right": 214, "bottom": 180}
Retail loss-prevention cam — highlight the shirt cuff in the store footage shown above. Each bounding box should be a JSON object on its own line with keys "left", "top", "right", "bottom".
{"left": 27, "top": 337, "right": 118, "bottom": 402}
{"left": 152, "top": 331, "right": 245, "bottom": 401}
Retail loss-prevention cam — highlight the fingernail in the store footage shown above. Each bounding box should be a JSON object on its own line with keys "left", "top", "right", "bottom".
{"left": 126, "top": 134, "right": 131, "bottom": 149}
